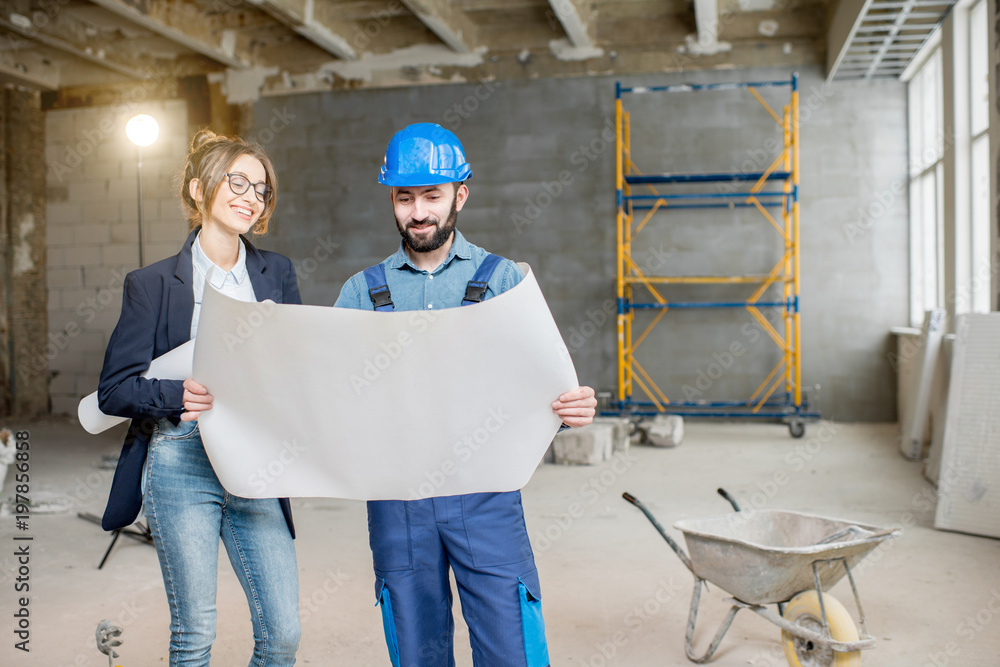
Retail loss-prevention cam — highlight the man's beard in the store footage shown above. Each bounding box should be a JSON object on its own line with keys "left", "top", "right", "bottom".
{"left": 396, "top": 196, "right": 458, "bottom": 253}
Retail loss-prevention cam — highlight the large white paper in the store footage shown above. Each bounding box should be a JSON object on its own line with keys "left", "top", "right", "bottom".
{"left": 78, "top": 340, "right": 195, "bottom": 434}
{"left": 193, "top": 264, "right": 578, "bottom": 500}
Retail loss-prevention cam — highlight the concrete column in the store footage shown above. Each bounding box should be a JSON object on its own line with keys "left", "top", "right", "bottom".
{"left": 991, "top": 0, "right": 999, "bottom": 310}
{"left": 941, "top": 9, "right": 970, "bottom": 328}
{"left": 0, "top": 87, "right": 48, "bottom": 416}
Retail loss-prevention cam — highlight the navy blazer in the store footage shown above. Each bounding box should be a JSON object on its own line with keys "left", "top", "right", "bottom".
{"left": 98, "top": 226, "right": 300, "bottom": 537}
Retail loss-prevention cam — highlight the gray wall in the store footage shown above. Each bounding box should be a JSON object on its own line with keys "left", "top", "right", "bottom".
{"left": 45, "top": 100, "right": 190, "bottom": 416}
{"left": 251, "top": 65, "right": 908, "bottom": 422}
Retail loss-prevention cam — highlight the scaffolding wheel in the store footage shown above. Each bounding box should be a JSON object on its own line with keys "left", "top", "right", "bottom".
{"left": 788, "top": 420, "right": 806, "bottom": 439}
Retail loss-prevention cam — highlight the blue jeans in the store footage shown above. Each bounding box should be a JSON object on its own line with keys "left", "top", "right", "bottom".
{"left": 143, "top": 419, "right": 300, "bottom": 666}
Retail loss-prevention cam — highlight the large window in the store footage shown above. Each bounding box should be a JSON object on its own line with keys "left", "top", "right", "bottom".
{"left": 968, "top": 0, "right": 990, "bottom": 313}
{"left": 908, "top": 48, "right": 944, "bottom": 324}
{"left": 906, "top": 0, "right": 992, "bottom": 325}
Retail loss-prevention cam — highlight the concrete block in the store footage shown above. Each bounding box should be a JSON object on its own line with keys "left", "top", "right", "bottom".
{"left": 73, "top": 223, "right": 112, "bottom": 245}
{"left": 84, "top": 353, "right": 105, "bottom": 375}
{"left": 552, "top": 423, "right": 614, "bottom": 465}
{"left": 50, "top": 395, "right": 80, "bottom": 416}
{"left": 147, "top": 220, "right": 183, "bottom": 242}
{"left": 85, "top": 307, "right": 122, "bottom": 335}
{"left": 143, "top": 243, "right": 179, "bottom": 264}
{"left": 97, "top": 142, "right": 130, "bottom": 164}
{"left": 46, "top": 116, "right": 76, "bottom": 144}
{"left": 73, "top": 331, "right": 107, "bottom": 354}
{"left": 84, "top": 266, "right": 127, "bottom": 290}
{"left": 155, "top": 199, "right": 183, "bottom": 223}
{"left": 106, "top": 178, "right": 136, "bottom": 201}
{"left": 83, "top": 200, "right": 121, "bottom": 224}
{"left": 46, "top": 144, "right": 65, "bottom": 166}
{"left": 166, "top": 136, "right": 188, "bottom": 160}
{"left": 644, "top": 415, "right": 685, "bottom": 448}
{"left": 59, "top": 289, "right": 94, "bottom": 311}
{"left": 48, "top": 370, "right": 75, "bottom": 394}
{"left": 48, "top": 268, "right": 83, "bottom": 289}
{"left": 46, "top": 223, "right": 76, "bottom": 247}
{"left": 70, "top": 108, "right": 101, "bottom": 134}
{"left": 47, "top": 312, "right": 78, "bottom": 338}
{"left": 591, "top": 417, "right": 630, "bottom": 452}
{"left": 60, "top": 246, "right": 102, "bottom": 268}
{"left": 76, "top": 373, "right": 100, "bottom": 396}
{"left": 110, "top": 221, "right": 139, "bottom": 244}
{"left": 47, "top": 203, "right": 84, "bottom": 225}
{"left": 84, "top": 159, "right": 122, "bottom": 181}
{"left": 46, "top": 290, "right": 61, "bottom": 311}
{"left": 48, "top": 151, "right": 85, "bottom": 185}
{"left": 49, "top": 350, "right": 87, "bottom": 375}
{"left": 101, "top": 243, "right": 141, "bottom": 267}
{"left": 47, "top": 184, "right": 69, "bottom": 203}
{"left": 68, "top": 179, "right": 111, "bottom": 202}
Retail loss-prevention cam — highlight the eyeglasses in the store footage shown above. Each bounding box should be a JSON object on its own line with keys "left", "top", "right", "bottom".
{"left": 226, "top": 173, "right": 273, "bottom": 203}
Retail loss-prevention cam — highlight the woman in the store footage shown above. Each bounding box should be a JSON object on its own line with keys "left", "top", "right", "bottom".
{"left": 98, "top": 130, "right": 301, "bottom": 666}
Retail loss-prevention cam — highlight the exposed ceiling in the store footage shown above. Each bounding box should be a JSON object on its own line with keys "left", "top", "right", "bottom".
{"left": 826, "top": 0, "right": 956, "bottom": 80}
{"left": 0, "top": 0, "right": 954, "bottom": 105}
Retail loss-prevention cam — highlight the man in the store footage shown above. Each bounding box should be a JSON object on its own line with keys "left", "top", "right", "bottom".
{"left": 334, "top": 123, "right": 597, "bottom": 667}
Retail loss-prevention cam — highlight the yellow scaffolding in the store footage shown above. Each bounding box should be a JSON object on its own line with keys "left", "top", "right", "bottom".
{"left": 614, "top": 75, "right": 816, "bottom": 437}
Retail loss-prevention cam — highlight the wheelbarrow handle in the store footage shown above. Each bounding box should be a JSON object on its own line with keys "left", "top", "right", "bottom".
{"left": 717, "top": 488, "right": 741, "bottom": 512}
{"left": 622, "top": 492, "right": 694, "bottom": 574}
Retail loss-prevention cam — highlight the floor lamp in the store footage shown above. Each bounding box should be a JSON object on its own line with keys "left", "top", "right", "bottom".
{"left": 125, "top": 114, "right": 159, "bottom": 268}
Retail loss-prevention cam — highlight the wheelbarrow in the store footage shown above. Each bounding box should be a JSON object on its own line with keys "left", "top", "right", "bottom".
{"left": 622, "top": 489, "right": 900, "bottom": 666}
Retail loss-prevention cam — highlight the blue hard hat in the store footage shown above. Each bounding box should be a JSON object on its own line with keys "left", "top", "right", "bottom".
{"left": 379, "top": 123, "right": 472, "bottom": 186}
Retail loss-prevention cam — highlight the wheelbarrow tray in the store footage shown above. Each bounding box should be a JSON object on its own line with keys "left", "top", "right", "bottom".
{"left": 673, "top": 510, "right": 897, "bottom": 605}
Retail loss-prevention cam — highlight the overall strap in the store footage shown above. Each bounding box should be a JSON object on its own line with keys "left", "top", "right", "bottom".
{"left": 363, "top": 264, "right": 395, "bottom": 312}
{"left": 462, "top": 254, "right": 504, "bottom": 306}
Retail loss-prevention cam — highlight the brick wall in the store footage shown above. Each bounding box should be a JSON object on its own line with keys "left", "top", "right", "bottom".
{"left": 45, "top": 100, "right": 189, "bottom": 414}
{"left": 0, "top": 88, "right": 48, "bottom": 416}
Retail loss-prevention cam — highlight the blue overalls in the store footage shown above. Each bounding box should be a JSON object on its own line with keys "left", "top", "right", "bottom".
{"left": 342, "top": 244, "right": 550, "bottom": 667}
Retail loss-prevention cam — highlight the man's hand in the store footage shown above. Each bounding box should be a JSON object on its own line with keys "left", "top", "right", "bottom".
{"left": 181, "top": 378, "right": 213, "bottom": 421}
{"left": 552, "top": 386, "right": 597, "bottom": 428}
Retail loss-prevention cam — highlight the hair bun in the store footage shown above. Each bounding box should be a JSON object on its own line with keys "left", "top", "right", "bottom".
{"left": 190, "top": 129, "right": 219, "bottom": 151}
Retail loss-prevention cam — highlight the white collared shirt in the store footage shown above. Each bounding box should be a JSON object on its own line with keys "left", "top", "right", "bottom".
{"left": 190, "top": 233, "right": 257, "bottom": 339}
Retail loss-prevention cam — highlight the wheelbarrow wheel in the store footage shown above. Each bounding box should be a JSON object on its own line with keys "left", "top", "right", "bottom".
{"left": 781, "top": 590, "right": 861, "bottom": 667}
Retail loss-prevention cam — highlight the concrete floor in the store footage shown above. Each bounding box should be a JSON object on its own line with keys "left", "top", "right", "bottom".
{"left": 1, "top": 417, "right": 998, "bottom": 667}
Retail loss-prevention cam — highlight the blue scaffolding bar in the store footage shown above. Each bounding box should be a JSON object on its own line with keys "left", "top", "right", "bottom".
{"left": 625, "top": 171, "right": 792, "bottom": 184}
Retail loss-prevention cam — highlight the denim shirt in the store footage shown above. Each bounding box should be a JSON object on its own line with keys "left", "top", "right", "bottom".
{"left": 334, "top": 231, "right": 523, "bottom": 312}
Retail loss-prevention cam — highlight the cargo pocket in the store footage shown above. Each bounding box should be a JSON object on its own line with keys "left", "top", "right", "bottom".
{"left": 462, "top": 492, "right": 534, "bottom": 567}
{"left": 375, "top": 578, "right": 401, "bottom": 667}
{"left": 518, "top": 571, "right": 549, "bottom": 667}
{"left": 367, "top": 500, "right": 413, "bottom": 571}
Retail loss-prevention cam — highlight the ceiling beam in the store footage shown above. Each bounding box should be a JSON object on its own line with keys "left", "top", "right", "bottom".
{"left": 0, "top": 14, "right": 147, "bottom": 80}
{"left": 689, "top": 0, "right": 731, "bottom": 55}
{"left": 0, "top": 52, "right": 59, "bottom": 90}
{"left": 400, "top": 0, "right": 480, "bottom": 53}
{"left": 245, "top": 0, "right": 358, "bottom": 60}
{"left": 545, "top": 0, "right": 596, "bottom": 48}
{"left": 86, "top": 0, "right": 251, "bottom": 69}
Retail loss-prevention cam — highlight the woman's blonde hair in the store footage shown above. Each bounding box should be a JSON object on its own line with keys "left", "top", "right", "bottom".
{"left": 180, "top": 130, "right": 278, "bottom": 235}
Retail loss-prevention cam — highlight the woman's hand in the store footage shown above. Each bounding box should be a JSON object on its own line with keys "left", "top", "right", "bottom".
{"left": 552, "top": 386, "right": 597, "bottom": 428}
{"left": 181, "top": 379, "right": 214, "bottom": 421}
